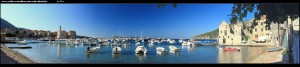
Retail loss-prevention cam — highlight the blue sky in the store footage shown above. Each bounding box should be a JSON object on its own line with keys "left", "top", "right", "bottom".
{"left": 1, "top": 4, "right": 254, "bottom": 39}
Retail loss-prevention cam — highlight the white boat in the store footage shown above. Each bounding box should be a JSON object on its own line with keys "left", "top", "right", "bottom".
{"left": 150, "top": 40, "right": 155, "bottom": 44}
{"left": 17, "top": 40, "right": 29, "bottom": 45}
{"left": 123, "top": 42, "right": 130, "bottom": 46}
{"left": 167, "top": 39, "right": 171, "bottom": 42}
{"left": 112, "top": 47, "right": 121, "bottom": 54}
{"left": 86, "top": 47, "right": 99, "bottom": 53}
{"left": 111, "top": 41, "right": 119, "bottom": 46}
{"left": 135, "top": 42, "right": 141, "bottom": 45}
{"left": 179, "top": 39, "right": 183, "bottom": 43}
{"left": 182, "top": 41, "right": 189, "bottom": 46}
{"left": 29, "top": 40, "right": 40, "bottom": 43}
{"left": 135, "top": 46, "right": 147, "bottom": 54}
{"left": 169, "top": 46, "right": 180, "bottom": 52}
{"left": 122, "top": 39, "right": 126, "bottom": 42}
{"left": 157, "top": 47, "right": 167, "bottom": 52}
{"left": 156, "top": 47, "right": 167, "bottom": 53}
{"left": 48, "top": 40, "right": 56, "bottom": 44}
{"left": 188, "top": 41, "right": 195, "bottom": 46}
{"left": 83, "top": 41, "right": 92, "bottom": 45}
{"left": 169, "top": 39, "right": 176, "bottom": 44}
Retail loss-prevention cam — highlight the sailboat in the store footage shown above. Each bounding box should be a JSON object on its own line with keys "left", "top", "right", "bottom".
{"left": 169, "top": 31, "right": 175, "bottom": 44}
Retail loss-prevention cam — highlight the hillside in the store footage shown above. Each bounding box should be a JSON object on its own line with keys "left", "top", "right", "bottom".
{"left": 1, "top": 18, "right": 16, "bottom": 28}
{"left": 193, "top": 28, "right": 219, "bottom": 39}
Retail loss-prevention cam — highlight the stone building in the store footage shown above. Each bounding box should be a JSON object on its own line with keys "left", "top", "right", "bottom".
{"left": 56, "top": 26, "right": 66, "bottom": 39}
{"left": 251, "top": 15, "right": 271, "bottom": 43}
{"left": 68, "top": 31, "right": 76, "bottom": 39}
{"left": 218, "top": 20, "right": 243, "bottom": 45}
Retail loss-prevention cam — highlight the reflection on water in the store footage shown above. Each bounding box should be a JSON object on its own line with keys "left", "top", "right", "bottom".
{"left": 148, "top": 44, "right": 154, "bottom": 48}
{"left": 169, "top": 51, "right": 180, "bottom": 56}
{"left": 56, "top": 44, "right": 61, "bottom": 59}
{"left": 124, "top": 45, "right": 130, "bottom": 49}
{"left": 181, "top": 46, "right": 196, "bottom": 52}
{"left": 112, "top": 53, "right": 121, "bottom": 59}
{"left": 136, "top": 54, "right": 146, "bottom": 63}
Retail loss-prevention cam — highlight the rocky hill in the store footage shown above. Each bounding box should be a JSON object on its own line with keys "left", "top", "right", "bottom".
{"left": 193, "top": 28, "right": 219, "bottom": 39}
{"left": 1, "top": 18, "right": 16, "bottom": 28}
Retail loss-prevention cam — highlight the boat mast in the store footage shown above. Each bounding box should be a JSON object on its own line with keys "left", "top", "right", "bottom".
{"left": 141, "top": 30, "right": 143, "bottom": 38}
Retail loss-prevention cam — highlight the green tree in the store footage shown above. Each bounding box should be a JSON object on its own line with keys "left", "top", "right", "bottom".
{"left": 5, "top": 33, "right": 16, "bottom": 37}
{"left": 229, "top": 3, "right": 299, "bottom": 64}
{"left": 229, "top": 3, "right": 299, "bottom": 28}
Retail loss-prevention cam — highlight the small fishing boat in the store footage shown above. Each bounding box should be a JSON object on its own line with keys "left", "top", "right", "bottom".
{"left": 156, "top": 47, "right": 167, "bottom": 52}
{"left": 135, "top": 42, "right": 141, "bottom": 45}
{"left": 17, "top": 40, "right": 29, "bottom": 45}
{"left": 86, "top": 47, "right": 99, "bottom": 53}
{"left": 169, "top": 46, "right": 180, "bottom": 52}
{"left": 135, "top": 46, "right": 147, "bottom": 54}
{"left": 112, "top": 47, "right": 121, "bottom": 54}
{"left": 123, "top": 42, "right": 130, "bottom": 46}
{"left": 223, "top": 47, "right": 240, "bottom": 52}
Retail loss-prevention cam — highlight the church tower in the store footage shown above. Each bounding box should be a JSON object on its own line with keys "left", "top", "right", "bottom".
{"left": 56, "top": 25, "right": 65, "bottom": 39}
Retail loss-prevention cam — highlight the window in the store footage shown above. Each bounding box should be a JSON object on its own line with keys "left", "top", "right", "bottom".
{"left": 261, "top": 23, "right": 263, "bottom": 25}
{"left": 221, "top": 31, "right": 222, "bottom": 33}
{"left": 255, "top": 34, "right": 258, "bottom": 38}
{"left": 255, "top": 28, "right": 257, "bottom": 32}
{"left": 261, "top": 28, "right": 263, "bottom": 31}
{"left": 223, "top": 39, "right": 226, "bottom": 43}
{"left": 225, "top": 30, "right": 227, "bottom": 35}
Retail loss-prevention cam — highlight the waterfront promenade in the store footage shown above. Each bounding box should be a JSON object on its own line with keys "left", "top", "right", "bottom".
{"left": 0, "top": 44, "right": 36, "bottom": 64}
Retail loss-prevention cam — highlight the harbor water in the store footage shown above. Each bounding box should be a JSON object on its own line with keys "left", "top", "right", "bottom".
{"left": 4, "top": 39, "right": 268, "bottom": 64}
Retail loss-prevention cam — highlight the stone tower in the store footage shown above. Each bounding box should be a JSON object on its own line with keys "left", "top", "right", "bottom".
{"left": 56, "top": 25, "right": 65, "bottom": 39}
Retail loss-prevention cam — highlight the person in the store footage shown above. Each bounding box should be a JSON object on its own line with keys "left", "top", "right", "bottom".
{"left": 86, "top": 47, "right": 90, "bottom": 51}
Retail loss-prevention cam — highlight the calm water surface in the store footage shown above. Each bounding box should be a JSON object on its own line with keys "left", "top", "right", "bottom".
{"left": 5, "top": 39, "right": 267, "bottom": 64}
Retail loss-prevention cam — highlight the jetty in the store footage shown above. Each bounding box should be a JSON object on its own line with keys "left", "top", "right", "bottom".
{"left": 7, "top": 46, "right": 32, "bottom": 49}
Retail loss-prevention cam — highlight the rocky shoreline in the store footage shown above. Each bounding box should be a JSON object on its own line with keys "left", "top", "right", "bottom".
{"left": 0, "top": 44, "right": 36, "bottom": 64}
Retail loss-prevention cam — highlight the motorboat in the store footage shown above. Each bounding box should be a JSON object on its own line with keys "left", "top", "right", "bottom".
{"left": 135, "top": 42, "right": 141, "bottom": 45}
{"left": 17, "top": 40, "right": 29, "bottom": 45}
{"left": 179, "top": 39, "right": 183, "bottom": 43}
{"left": 182, "top": 41, "right": 189, "bottom": 46}
{"left": 169, "top": 46, "right": 180, "bottom": 52}
{"left": 156, "top": 47, "right": 167, "bottom": 54}
{"left": 135, "top": 46, "right": 147, "bottom": 54}
{"left": 169, "top": 39, "right": 176, "bottom": 44}
{"left": 223, "top": 47, "right": 240, "bottom": 52}
{"left": 112, "top": 47, "right": 121, "bottom": 54}
{"left": 157, "top": 47, "right": 167, "bottom": 52}
{"left": 123, "top": 42, "right": 130, "bottom": 46}
{"left": 86, "top": 47, "right": 99, "bottom": 53}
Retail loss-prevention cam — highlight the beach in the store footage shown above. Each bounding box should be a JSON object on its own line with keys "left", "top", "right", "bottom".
{"left": 0, "top": 44, "right": 36, "bottom": 64}
{"left": 247, "top": 48, "right": 285, "bottom": 63}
